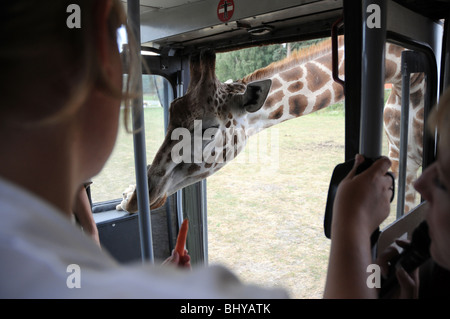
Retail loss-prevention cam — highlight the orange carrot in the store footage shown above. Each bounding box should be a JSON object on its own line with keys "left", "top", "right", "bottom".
{"left": 175, "top": 219, "right": 189, "bottom": 257}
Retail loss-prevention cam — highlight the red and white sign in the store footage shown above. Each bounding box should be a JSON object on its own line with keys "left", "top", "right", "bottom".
{"left": 217, "top": 0, "right": 234, "bottom": 23}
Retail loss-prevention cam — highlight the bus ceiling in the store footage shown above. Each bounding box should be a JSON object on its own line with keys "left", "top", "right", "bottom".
{"left": 134, "top": 0, "right": 344, "bottom": 54}
{"left": 121, "top": 0, "right": 450, "bottom": 55}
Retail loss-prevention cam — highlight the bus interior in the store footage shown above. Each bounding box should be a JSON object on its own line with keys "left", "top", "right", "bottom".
{"left": 89, "top": 0, "right": 450, "bottom": 298}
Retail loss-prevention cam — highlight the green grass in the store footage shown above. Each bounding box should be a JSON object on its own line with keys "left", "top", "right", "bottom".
{"left": 207, "top": 112, "right": 345, "bottom": 298}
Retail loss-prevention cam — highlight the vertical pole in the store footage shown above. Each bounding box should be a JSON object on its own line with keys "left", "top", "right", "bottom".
{"left": 178, "top": 58, "right": 208, "bottom": 265}
{"left": 441, "top": 17, "right": 450, "bottom": 92}
{"left": 162, "top": 79, "right": 175, "bottom": 251}
{"left": 175, "top": 70, "right": 185, "bottom": 233}
{"left": 397, "top": 53, "right": 411, "bottom": 218}
{"left": 201, "top": 180, "right": 208, "bottom": 265}
{"left": 343, "top": 0, "right": 362, "bottom": 161}
{"left": 128, "top": 0, "right": 154, "bottom": 263}
{"left": 360, "top": 0, "right": 387, "bottom": 158}
{"left": 396, "top": 50, "right": 434, "bottom": 217}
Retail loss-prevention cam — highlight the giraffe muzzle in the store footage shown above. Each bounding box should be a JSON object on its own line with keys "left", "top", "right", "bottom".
{"left": 150, "top": 194, "right": 168, "bottom": 210}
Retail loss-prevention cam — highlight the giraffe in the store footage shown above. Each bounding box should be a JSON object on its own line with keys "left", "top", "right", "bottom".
{"left": 124, "top": 49, "right": 272, "bottom": 213}
{"left": 123, "top": 38, "right": 424, "bottom": 214}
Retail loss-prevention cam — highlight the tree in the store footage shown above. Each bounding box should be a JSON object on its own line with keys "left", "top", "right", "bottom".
{"left": 215, "top": 38, "right": 327, "bottom": 82}
{"left": 216, "top": 44, "right": 282, "bottom": 81}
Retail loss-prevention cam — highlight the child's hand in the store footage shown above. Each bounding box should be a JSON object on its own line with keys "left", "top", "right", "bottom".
{"left": 332, "top": 155, "right": 393, "bottom": 237}
{"left": 376, "top": 239, "right": 419, "bottom": 298}
{"left": 162, "top": 249, "right": 191, "bottom": 270}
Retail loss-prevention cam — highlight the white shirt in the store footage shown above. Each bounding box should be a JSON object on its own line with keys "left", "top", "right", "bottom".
{"left": 0, "top": 177, "right": 288, "bottom": 298}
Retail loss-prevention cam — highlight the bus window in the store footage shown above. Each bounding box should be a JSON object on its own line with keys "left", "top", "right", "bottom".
{"left": 382, "top": 41, "right": 432, "bottom": 225}
{"left": 208, "top": 39, "right": 345, "bottom": 298}
{"left": 90, "top": 75, "right": 170, "bottom": 204}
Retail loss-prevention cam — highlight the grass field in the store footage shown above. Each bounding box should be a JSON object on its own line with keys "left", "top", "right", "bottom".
{"left": 90, "top": 107, "right": 166, "bottom": 203}
{"left": 206, "top": 105, "right": 349, "bottom": 298}
{"left": 91, "top": 98, "right": 399, "bottom": 298}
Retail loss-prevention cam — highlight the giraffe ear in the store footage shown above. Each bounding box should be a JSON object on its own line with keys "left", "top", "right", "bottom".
{"left": 241, "top": 79, "right": 272, "bottom": 113}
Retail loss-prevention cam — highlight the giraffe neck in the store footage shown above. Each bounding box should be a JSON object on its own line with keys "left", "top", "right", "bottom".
{"left": 240, "top": 39, "right": 405, "bottom": 137}
{"left": 241, "top": 39, "right": 345, "bottom": 136}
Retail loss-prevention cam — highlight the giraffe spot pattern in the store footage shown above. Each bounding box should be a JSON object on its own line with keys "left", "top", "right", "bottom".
{"left": 287, "top": 81, "right": 304, "bottom": 93}
{"left": 269, "top": 106, "right": 284, "bottom": 120}
{"left": 332, "top": 81, "right": 344, "bottom": 101}
{"left": 314, "top": 90, "right": 332, "bottom": 111}
{"left": 388, "top": 43, "right": 403, "bottom": 57}
{"left": 279, "top": 67, "right": 303, "bottom": 82}
{"left": 383, "top": 107, "right": 400, "bottom": 137}
{"left": 271, "top": 78, "right": 283, "bottom": 91}
{"left": 264, "top": 91, "right": 284, "bottom": 109}
{"left": 385, "top": 60, "right": 395, "bottom": 81}
{"left": 289, "top": 94, "right": 308, "bottom": 117}
{"left": 188, "top": 164, "right": 201, "bottom": 174}
{"left": 410, "top": 89, "right": 423, "bottom": 108}
{"left": 413, "top": 117, "right": 424, "bottom": 148}
{"left": 305, "top": 62, "right": 331, "bottom": 92}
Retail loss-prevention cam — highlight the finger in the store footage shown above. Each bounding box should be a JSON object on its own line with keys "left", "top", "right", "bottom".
{"left": 179, "top": 254, "right": 191, "bottom": 269}
{"left": 161, "top": 250, "right": 178, "bottom": 266}
{"left": 171, "top": 250, "right": 180, "bottom": 263}
{"left": 376, "top": 245, "right": 401, "bottom": 277}
{"left": 366, "top": 156, "right": 392, "bottom": 178}
{"left": 394, "top": 238, "right": 411, "bottom": 249}
{"left": 345, "top": 154, "right": 365, "bottom": 180}
{"left": 386, "top": 171, "right": 395, "bottom": 187}
{"left": 180, "top": 254, "right": 191, "bottom": 264}
{"left": 377, "top": 245, "right": 401, "bottom": 264}
{"left": 365, "top": 157, "right": 393, "bottom": 201}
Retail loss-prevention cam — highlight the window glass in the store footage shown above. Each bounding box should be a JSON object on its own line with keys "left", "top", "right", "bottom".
{"left": 382, "top": 42, "right": 427, "bottom": 226}
{"left": 208, "top": 39, "right": 344, "bottom": 298}
{"left": 90, "top": 75, "right": 170, "bottom": 203}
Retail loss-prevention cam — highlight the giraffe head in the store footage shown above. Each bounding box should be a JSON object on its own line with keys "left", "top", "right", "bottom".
{"left": 125, "top": 49, "right": 271, "bottom": 213}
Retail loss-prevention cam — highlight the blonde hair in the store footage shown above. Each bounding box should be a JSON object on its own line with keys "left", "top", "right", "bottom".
{"left": 0, "top": 0, "right": 140, "bottom": 131}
